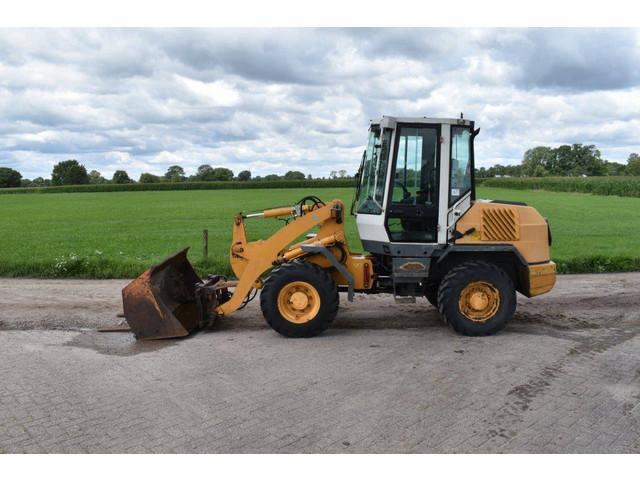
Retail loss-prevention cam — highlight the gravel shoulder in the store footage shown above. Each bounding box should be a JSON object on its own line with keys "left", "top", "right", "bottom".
{"left": 1, "top": 273, "right": 639, "bottom": 334}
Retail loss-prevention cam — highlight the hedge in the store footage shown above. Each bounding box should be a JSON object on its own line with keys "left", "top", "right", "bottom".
{"left": 483, "top": 176, "right": 640, "bottom": 197}
{"left": 0, "top": 178, "right": 355, "bottom": 195}
{"left": 2, "top": 254, "right": 638, "bottom": 278}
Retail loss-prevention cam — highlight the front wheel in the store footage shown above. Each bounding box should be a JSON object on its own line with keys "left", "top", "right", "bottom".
{"left": 260, "top": 261, "right": 339, "bottom": 338}
{"left": 437, "top": 261, "right": 516, "bottom": 336}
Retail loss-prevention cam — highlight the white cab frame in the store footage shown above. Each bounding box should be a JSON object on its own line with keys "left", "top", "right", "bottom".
{"left": 355, "top": 116, "right": 474, "bottom": 250}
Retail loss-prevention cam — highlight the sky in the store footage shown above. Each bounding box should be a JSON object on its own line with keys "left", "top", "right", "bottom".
{"left": 1, "top": 28, "right": 640, "bottom": 180}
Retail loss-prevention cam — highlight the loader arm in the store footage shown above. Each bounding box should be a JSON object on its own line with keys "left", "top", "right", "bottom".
{"left": 218, "top": 199, "right": 347, "bottom": 316}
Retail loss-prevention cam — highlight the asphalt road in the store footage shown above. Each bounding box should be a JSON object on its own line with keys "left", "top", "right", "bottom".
{"left": 0, "top": 273, "right": 639, "bottom": 453}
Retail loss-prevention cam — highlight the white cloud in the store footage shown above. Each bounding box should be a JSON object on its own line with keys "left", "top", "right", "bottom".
{"left": 177, "top": 76, "right": 241, "bottom": 107}
{"left": 1, "top": 28, "right": 640, "bottom": 180}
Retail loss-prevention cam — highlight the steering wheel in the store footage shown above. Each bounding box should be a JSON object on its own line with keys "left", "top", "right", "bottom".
{"left": 394, "top": 180, "right": 411, "bottom": 201}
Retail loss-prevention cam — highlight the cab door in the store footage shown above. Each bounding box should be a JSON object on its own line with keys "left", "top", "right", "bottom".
{"left": 446, "top": 125, "right": 474, "bottom": 238}
{"left": 385, "top": 124, "right": 440, "bottom": 243}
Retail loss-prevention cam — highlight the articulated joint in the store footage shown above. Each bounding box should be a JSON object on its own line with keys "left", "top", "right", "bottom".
{"left": 300, "top": 244, "right": 354, "bottom": 301}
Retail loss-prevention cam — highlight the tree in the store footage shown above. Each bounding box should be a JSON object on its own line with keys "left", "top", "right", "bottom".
{"left": 627, "top": 153, "right": 640, "bottom": 176}
{"left": 237, "top": 170, "right": 251, "bottom": 181}
{"left": 112, "top": 170, "right": 132, "bottom": 184}
{"left": 284, "top": 170, "right": 306, "bottom": 180}
{"left": 329, "top": 171, "right": 337, "bottom": 179}
{"left": 521, "top": 146, "right": 554, "bottom": 177}
{"left": 520, "top": 144, "right": 606, "bottom": 177}
{"left": 139, "top": 173, "right": 161, "bottom": 183}
{"left": 51, "top": 160, "right": 89, "bottom": 186}
{"left": 195, "top": 164, "right": 215, "bottom": 181}
{"left": 88, "top": 170, "right": 106, "bottom": 184}
{"left": 212, "top": 167, "right": 234, "bottom": 181}
{"left": 164, "top": 165, "right": 186, "bottom": 182}
{"left": 194, "top": 165, "right": 233, "bottom": 181}
{"left": 263, "top": 174, "right": 280, "bottom": 181}
{"left": 0, "top": 167, "right": 22, "bottom": 188}
{"left": 530, "top": 164, "right": 548, "bottom": 177}
{"left": 475, "top": 167, "right": 488, "bottom": 178}
{"left": 306, "top": 174, "right": 313, "bottom": 180}
{"left": 338, "top": 169, "right": 347, "bottom": 178}
{"left": 483, "top": 164, "right": 523, "bottom": 178}
{"left": 31, "top": 177, "right": 48, "bottom": 187}
{"left": 552, "top": 144, "right": 605, "bottom": 176}
{"left": 603, "top": 161, "right": 627, "bottom": 176}
{"left": 572, "top": 144, "right": 605, "bottom": 176}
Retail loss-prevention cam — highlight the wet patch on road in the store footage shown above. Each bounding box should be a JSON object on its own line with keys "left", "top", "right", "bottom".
{"left": 62, "top": 330, "right": 180, "bottom": 356}
{"left": 512, "top": 311, "right": 601, "bottom": 331}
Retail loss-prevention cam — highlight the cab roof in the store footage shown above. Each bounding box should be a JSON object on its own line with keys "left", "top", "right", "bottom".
{"left": 370, "top": 116, "right": 473, "bottom": 128}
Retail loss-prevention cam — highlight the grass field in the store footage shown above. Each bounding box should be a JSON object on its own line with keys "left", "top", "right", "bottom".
{"left": 1, "top": 186, "right": 639, "bottom": 277}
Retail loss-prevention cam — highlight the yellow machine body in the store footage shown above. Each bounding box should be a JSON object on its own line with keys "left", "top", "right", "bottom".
{"left": 119, "top": 115, "right": 557, "bottom": 340}
{"left": 120, "top": 196, "right": 555, "bottom": 340}
{"left": 454, "top": 201, "right": 556, "bottom": 297}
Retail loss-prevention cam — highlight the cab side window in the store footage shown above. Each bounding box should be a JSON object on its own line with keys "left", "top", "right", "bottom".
{"left": 450, "top": 126, "right": 472, "bottom": 205}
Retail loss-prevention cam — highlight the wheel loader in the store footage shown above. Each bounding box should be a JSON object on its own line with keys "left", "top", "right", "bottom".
{"left": 120, "top": 115, "right": 556, "bottom": 340}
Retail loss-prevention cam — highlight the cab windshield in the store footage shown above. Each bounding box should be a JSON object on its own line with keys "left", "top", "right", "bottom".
{"left": 357, "top": 126, "right": 391, "bottom": 215}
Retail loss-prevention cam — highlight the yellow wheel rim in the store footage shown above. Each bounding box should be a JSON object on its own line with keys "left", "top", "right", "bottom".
{"left": 277, "top": 281, "right": 321, "bottom": 324}
{"left": 458, "top": 281, "right": 500, "bottom": 323}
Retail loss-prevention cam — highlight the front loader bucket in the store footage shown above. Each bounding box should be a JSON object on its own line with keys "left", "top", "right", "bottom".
{"left": 122, "top": 248, "right": 202, "bottom": 340}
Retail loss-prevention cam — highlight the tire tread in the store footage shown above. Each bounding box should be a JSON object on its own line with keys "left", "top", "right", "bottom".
{"left": 260, "top": 260, "right": 338, "bottom": 337}
{"left": 437, "top": 260, "right": 515, "bottom": 336}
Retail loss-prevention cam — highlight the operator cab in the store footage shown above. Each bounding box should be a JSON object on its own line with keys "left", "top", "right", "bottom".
{"left": 354, "top": 115, "right": 477, "bottom": 256}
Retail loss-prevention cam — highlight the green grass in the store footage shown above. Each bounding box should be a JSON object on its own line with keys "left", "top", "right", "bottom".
{"left": 480, "top": 187, "right": 640, "bottom": 273}
{"left": 1, "top": 186, "right": 639, "bottom": 278}
{"left": 0, "top": 188, "right": 361, "bottom": 278}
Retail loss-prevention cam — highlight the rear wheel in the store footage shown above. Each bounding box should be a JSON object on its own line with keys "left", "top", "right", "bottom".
{"left": 260, "top": 261, "right": 339, "bottom": 338}
{"left": 437, "top": 261, "right": 516, "bottom": 336}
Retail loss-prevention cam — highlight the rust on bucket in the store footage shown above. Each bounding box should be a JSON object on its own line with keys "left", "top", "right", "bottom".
{"left": 122, "top": 248, "right": 202, "bottom": 340}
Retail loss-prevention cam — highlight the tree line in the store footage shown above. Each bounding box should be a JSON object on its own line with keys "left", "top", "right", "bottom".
{"left": 476, "top": 145, "right": 640, "bottom": 178}
{"left": 3, "top": 143, "right": 639, "bottom": 188}
{"left": 0, "top": 160, "right": 354, "bottom": 188}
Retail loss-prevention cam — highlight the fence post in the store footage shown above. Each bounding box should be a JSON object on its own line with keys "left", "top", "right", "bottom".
{"left": 202, "top": 229, "right": 209, "bottom": 260}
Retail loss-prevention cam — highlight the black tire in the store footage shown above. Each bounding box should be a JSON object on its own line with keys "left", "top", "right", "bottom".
{"left": 437, "top": 261, "right": 516, "bottom": 336}
{"left": 260, "top": 260, "right": 339, "bottom": 338}
{"left": 425, "top": 286, "right": 439, "bottom": 308}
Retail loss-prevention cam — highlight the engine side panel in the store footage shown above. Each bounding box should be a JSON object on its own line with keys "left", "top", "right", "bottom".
{"left": 451, "top": 201, "right": 555, "bottom": 297}
{"left": 453, "top": 201, "right": 551, "bottom": 264}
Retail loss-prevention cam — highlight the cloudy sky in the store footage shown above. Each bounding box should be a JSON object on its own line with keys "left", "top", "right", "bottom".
{"left": 1, "top": 28, "right": 640, "bottom": 180}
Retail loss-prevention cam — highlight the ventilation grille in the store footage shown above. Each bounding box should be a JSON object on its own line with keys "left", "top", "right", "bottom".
{"left": 481, "top": 208, "right": 519, "bottom": 241}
